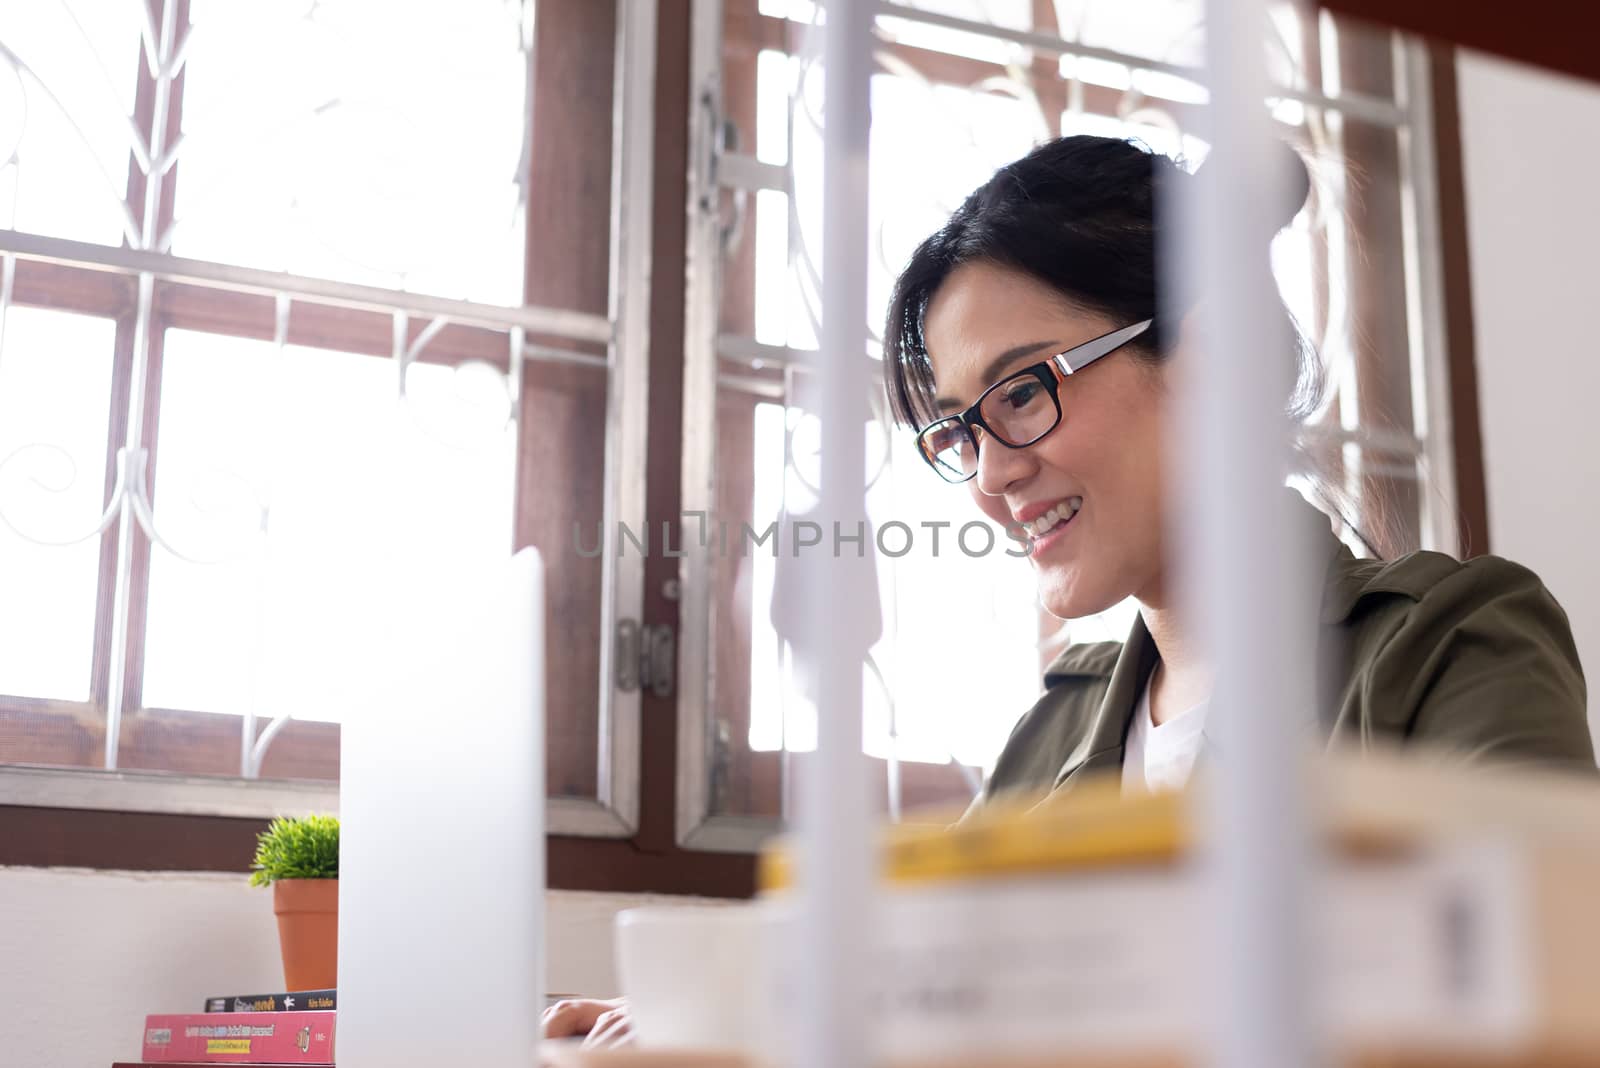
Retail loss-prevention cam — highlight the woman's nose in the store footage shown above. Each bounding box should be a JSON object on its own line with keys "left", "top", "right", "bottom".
{"left": 972, "top": 429, "right": 1036, "bottom": 496}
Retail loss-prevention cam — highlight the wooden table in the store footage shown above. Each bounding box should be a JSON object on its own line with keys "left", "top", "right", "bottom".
{"left": 545, "top": 1050, "right": 1600, "bottom": 1068}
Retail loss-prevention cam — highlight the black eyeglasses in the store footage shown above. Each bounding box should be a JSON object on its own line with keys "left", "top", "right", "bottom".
{"left": 915, "top": 319, "right": 1155, "bottom": 484}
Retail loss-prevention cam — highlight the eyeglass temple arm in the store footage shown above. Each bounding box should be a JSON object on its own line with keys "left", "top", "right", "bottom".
{"left": 1054, "top": 318, "right": 1156, "bottom": 375}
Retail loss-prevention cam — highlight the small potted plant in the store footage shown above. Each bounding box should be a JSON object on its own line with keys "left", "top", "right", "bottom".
{"left": 251, "top": 814, "right": 339, "bottom": 991}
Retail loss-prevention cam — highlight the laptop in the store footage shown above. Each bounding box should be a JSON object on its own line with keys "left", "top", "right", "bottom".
{"left": 337, "top": 548, "right": 546, "bottom": 1066}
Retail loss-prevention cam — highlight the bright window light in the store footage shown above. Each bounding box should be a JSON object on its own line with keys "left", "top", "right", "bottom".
{"left": 141, "top": 330, "right": 516, "bottom": 724}
{"left": 0, "top": 307, "right": 116, "bottom": 701}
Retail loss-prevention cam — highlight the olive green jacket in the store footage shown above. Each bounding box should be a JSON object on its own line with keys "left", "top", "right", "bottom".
{"left": 982, "top": 522, "right": 1595, "bottom": 807}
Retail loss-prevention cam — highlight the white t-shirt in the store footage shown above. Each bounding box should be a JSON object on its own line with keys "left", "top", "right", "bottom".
{"left": 1121, "top": 677, "right": 1209, "bottom": 794}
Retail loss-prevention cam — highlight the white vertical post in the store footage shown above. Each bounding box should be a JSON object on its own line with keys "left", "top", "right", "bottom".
{"left": 1174, "top": 1, "right": 1320, "bottom": 1067}
{"left": 794, "top": 2, "right": 877, "bottom": 1067}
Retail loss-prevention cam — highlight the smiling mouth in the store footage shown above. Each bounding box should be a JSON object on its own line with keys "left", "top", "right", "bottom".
{"left": 1023, "top": 496, "right": 1082, "bottom": 543}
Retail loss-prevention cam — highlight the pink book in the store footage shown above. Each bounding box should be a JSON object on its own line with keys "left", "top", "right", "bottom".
{"left": 142, "top": 1011, "right": 335, "bottom": 1064}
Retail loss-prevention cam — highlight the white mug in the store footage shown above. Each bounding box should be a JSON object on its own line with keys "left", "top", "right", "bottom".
{"left": 613, "top": 902, "right": 782, "bottom": 1055}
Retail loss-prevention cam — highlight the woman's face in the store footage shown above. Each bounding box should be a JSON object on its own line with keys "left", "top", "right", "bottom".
{"left": 920, "top": 260, "right": 1172, "bottom": 619}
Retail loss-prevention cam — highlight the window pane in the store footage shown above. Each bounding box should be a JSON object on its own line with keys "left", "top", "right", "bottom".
{"left": 0, "top": 0, "right": 143, "bottom": 246}
{"left": 864, "top": 75, "right": 1046, "bottom": 340}
{"left": 744, "top": 401, "right": 1046, "bottom": 766}
{"left": 1059, "top": 0, "right": 1207, "bottom": 69}
{"left": 170, "top": 0, "right": 528, "bottom": 303}
{"left": 0, "top": 307, "right": 115, "bottom": 706}
{"left": 139, "top": 329, "right": 516, "bottom": 776}
{"left": 707, "top": 384, "right": 1099, "bottom": 822}
{"left": 877, "top": 1, "right": 1033, "bottom": 65}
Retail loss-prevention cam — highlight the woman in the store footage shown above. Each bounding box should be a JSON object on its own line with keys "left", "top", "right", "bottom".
{"left": 887, "top": 133, "right": 1593, "bottom": 801}
{"left": 545, "top": 133, "right": 1594, "bottom": 1046}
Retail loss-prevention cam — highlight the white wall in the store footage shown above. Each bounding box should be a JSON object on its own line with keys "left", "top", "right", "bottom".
{"left": 1458, "top": 51, "right": 1600, "bottom": 740}
{"left": 0, "top": 866, "right": 705, "bottom": 1068}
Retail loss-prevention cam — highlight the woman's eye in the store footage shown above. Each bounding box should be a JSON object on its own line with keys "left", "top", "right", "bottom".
{"left": 1001, "top": 382, "right": 1041, "bottom": 408}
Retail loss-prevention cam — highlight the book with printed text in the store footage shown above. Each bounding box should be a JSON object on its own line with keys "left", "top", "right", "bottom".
{"left": 202, "top": 989, "right": 335, "bottom": 1013}
{"left": 142, "top": 1010, "right": 335, "bottom": 1064}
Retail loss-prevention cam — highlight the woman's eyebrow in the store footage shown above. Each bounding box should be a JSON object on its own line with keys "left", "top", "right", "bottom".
{"left": 932, "top": 339, "right": 1061, "bottom": 412}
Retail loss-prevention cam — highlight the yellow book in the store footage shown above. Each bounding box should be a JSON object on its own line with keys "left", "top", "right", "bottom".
{"left": 761, "top": 746, "right": 1600, "bottom": 890}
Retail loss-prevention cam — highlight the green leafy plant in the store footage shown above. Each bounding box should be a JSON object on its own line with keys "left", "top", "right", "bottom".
{"left": 249, "top": 814, "right": 340, "bottom": 887}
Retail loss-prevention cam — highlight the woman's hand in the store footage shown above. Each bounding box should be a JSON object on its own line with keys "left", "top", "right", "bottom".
{"left": 542, "top": 996, "right": 634, "bottom": 1049}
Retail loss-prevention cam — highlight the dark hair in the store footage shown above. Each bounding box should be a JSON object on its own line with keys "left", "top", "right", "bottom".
{"left": 884, "top": 134, "right": 1315, "bottom": 426}
{"left": 881, "top": 134, "right": 1386, "bottom": 555}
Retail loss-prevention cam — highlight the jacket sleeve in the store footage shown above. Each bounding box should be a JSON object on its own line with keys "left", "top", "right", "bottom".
{"left": 1393, "top": 556, "right": 1594, "bottom": 772}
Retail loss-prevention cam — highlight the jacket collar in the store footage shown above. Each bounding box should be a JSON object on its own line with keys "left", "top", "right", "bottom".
{"left": 1051, "top": 611, "right": 1160, "bottom": 787}
{"left": 1042, "top": 501, "right": 1394, "bottom": 786}
{"left": 1321, "top": 527, "right": 1373, "bottom": 624}
{"left": 1320, "top": 522, "right": 1459, "bottom": 623}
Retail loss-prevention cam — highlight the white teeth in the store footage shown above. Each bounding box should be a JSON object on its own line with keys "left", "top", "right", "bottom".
{"left": 1026, "top": 497, "right": 1082, "bottom": 538}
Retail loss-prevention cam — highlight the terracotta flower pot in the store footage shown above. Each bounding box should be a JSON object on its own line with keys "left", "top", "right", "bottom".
{"left": 273, "top": 878, "right": 338, "bottom": 991}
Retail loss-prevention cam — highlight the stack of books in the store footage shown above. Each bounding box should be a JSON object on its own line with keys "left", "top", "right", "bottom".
{"left": 115, "top": 989, "right": 336, "bottom": 1066}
